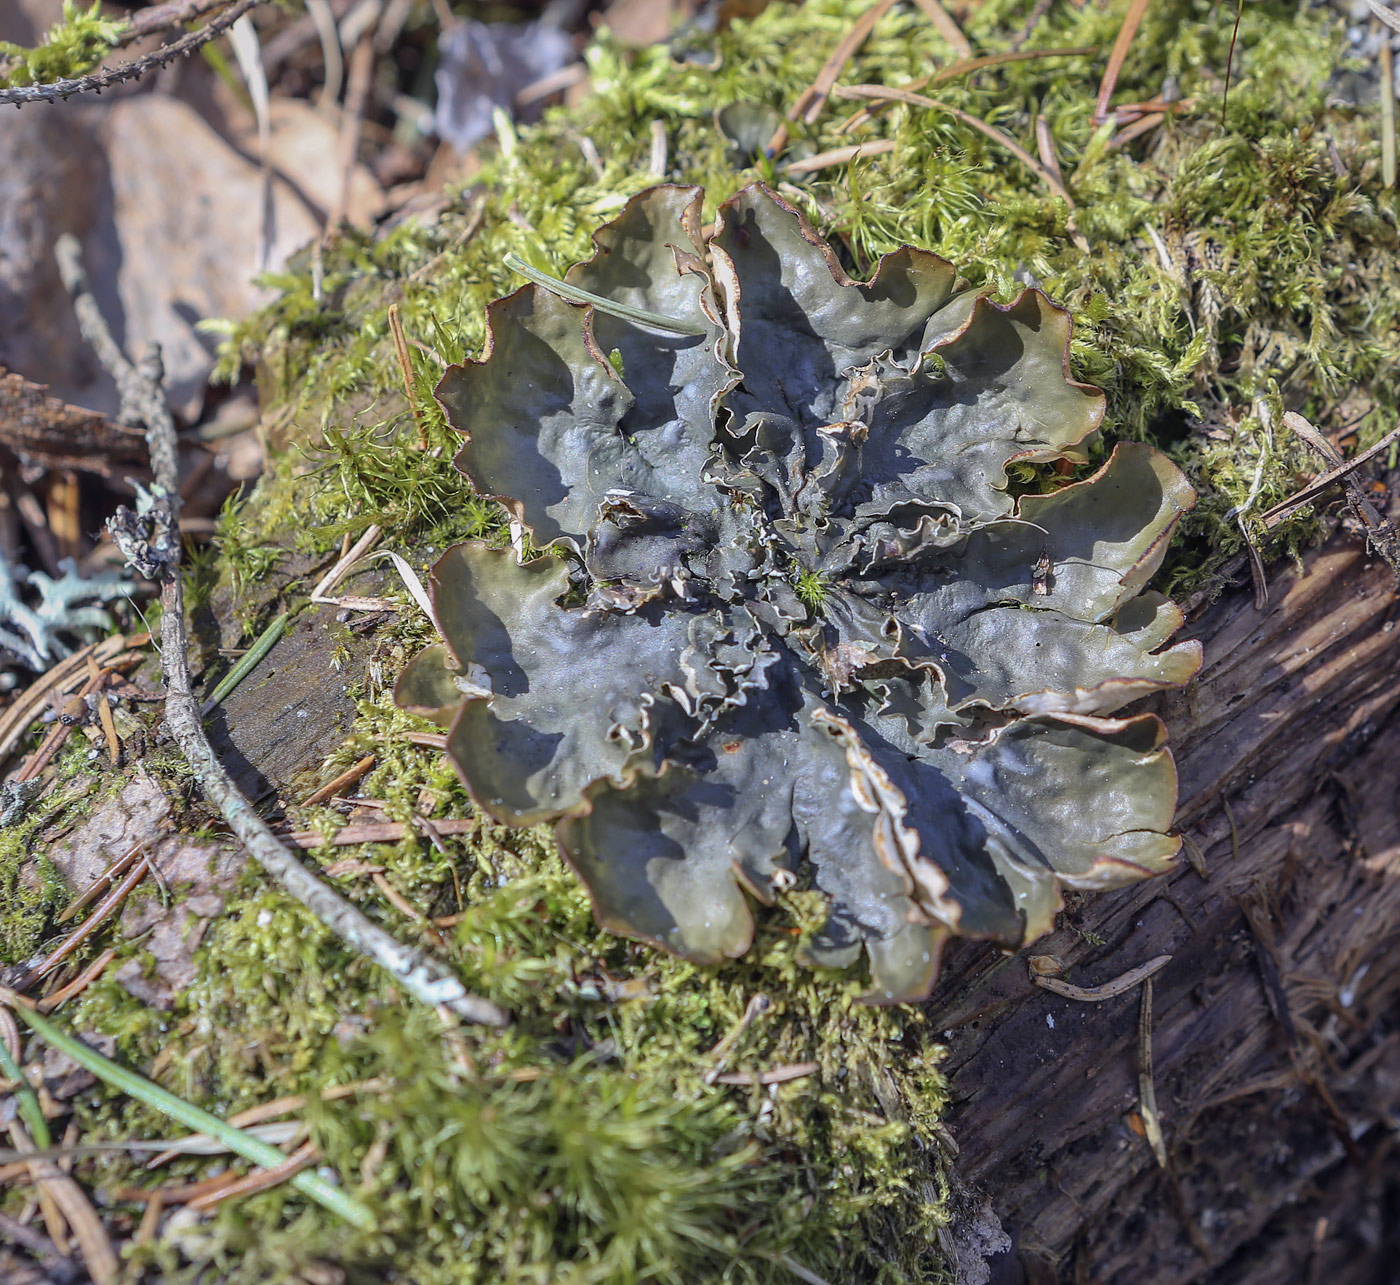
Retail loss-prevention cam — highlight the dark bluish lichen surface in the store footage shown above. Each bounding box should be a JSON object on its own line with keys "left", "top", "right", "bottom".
{"left": 400, "top": 184, "right": 1201, "bottom": 1001}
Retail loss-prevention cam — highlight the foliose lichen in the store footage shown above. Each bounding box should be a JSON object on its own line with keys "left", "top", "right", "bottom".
{"left": 398, "top": 183, "right": 1200, "bottom": 1002}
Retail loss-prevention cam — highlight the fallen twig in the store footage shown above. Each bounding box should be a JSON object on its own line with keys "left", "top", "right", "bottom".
{"left": 12, "top": 662, "right": 119, "bottom": 784}
{"left": 301, "top": 755, "right": 377, "bottom": 807}
{"left": 12, "top": 848, "right": 152, "bottom": 992}
{"left": 37, "top": 947, "right": 117, "bottom": 1013}
{"left": 1107, "top": 111, "right": 1168, "bottom": 152}
{"left": 835, "top": 86, "right": 1074, "bottom": 207}
{"left": 120, "top": 0, "right": 240, "bottom": 43}
{"left": 91, "top": 657, "right": 121, "bottom": 765}
{"left": 309, "top": 524, "right": 384, "bottom": 605}
{"left": 56, "top": 843, "right": 144, "bottom": 925}
{"left": 0, "top": 634, "right": 138, "bottom": 765}
{"left": 1263, "top": 413, "right": 1400, "bottom": 576}
{"left": 910, "top": 0, "right": 971, "bottom": 58}
{"left": 284, "top": 817, "right": 479, "bottom": 847}
{"left": 1369, "top": 0, "right": 1400, "bottom": 33}
{"left": 4, "top": 997, "right": 375, "bottom": 1228}
{"left": 4, "top": 1118, "right": 120, "bottom": 1285}
{"left": 0, "top": 0, "right": 267, "bottom": 107}
{"left": 55, "top": 235, "right": 508, "bottom": 1029}
{"left": 783, "top": 139, "right": 896, "bottom": 174}
{"left": 714, "top": 1061, "right": 820, "bottom": 1087}
{"left": 1260, "top": 418, "right": 1400, "bottom": 528}
{"left": 399, "top": 731, "right": 448, "bottom": 750}
{"left": 187, "top": 1139, "right": 319, "bottom": 1212}
{"left": 703, "top": 993, "right": 771, "bottom": 1084}
{"left": 145, "top": 1076, "right": 387, "bottom": 1169}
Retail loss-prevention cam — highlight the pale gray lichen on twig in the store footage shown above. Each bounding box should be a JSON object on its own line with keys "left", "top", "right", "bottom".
{"left": 53, "top": 235, "right": 509, "bottom": 1029}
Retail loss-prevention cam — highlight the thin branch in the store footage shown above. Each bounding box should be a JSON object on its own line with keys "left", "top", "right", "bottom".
{"left": 121, "top": 0, "right": 239, "bottom": 43}
{"left": 1136, "top": 977, "right": 1168, "bottom": 1168}
{"left": 836, "top": 48, "right": 1095, "bottom": 135}
{"left": 11, "top": 848, "right": 152, "bottom": 992}
{"left": 782, "top": 138, "right": 897, "bottom": 174}
{"left": 54, "top": 236, "right": 509, "bottom": 1030}
{"left": 909, "top": 0, "right": 972, "bottom": 59}
{"left": 1368, "top": 0, "right": 1400, "bottom": 33}
{"left": 0, "top": 0, "right": 266, "bottom": 106}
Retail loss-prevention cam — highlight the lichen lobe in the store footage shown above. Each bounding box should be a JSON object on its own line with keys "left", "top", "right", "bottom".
{"left": 400, "top": 182, "right": 1201, "bottom": 1002}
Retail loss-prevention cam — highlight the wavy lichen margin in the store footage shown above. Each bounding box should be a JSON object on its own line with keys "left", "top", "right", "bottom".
{"left": 400, "top": 182, "right": 1202, "bottom": 1002}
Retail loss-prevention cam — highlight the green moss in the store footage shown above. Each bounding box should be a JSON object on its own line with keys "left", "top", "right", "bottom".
{"left": 62, "top": 822, "right": 949, "bottom": 1283}
{"left": 793, "top": 568, "right": 831, "bottom": 612}
{"left": 218, "top": 0, "right": 1397, "bottom": 597}
{"left": 0, "top": 0, "right": 124, "bottom": 88}
{"left": 0, "top": 812, "right": 59, "bottom": 962}
{"left": 8, "top": 2, "right": 1398, "bottom": 1280}
{"left": 0, "top": 749, "right": 115, "bottom": 961}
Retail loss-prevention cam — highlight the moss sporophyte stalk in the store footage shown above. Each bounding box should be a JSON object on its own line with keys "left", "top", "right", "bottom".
{"left": 397, "top": 183, "right": 1200, "bottom": 1002}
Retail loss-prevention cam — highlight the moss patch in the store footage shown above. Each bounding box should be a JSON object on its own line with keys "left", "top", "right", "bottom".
{"left": 0, "top": 0, "right": 123, "bottom": 89}
{"left": 222, "top": 0, "right": 1398, "bottom": 593}
{"left": 7, "top": 1, "right": 1399, "bottom": 1281}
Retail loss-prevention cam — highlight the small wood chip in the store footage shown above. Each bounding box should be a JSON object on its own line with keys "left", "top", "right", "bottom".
{"left": 714, "top": 1061, "right": 820, "bottom": 1087}
{"left": 301, "top": 755, "right": 376, "bottom": 807}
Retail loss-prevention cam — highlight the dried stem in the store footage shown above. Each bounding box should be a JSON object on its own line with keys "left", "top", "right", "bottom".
{"left": 54, "top": 237, "right": 509, "bottom": 1029}
{"left": 121, "top": 0, "right": 240, "bottom": 43}
{"left": 1093, "top": 0, "right": 1153, "bottom": 123}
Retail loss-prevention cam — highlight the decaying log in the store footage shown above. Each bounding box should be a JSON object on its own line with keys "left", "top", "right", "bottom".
{"left": 0, "top": 369, "right": 149, "bottom": 478}
{"left": 931, "top": 502, "right": 1400, "bottom": 1284}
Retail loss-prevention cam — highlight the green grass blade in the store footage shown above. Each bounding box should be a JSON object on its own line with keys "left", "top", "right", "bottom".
{"left": 0, "top": 1025, "right": 52, "bottom": 1149}
{"left": 503, "top": 253, "right": 710, "bottom": 336}
{"left": 202, "top": 609, "right": 292, "bottom": 714}
{"left": 9, "top": 1002, "right": 375, "bottom": 1229}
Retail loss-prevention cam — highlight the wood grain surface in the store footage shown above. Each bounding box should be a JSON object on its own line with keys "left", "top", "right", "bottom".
{"left": 929, "top": 508, "right": 1400, "bottom": 1284}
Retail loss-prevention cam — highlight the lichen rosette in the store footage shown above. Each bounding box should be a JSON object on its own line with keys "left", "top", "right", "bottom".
{"left": 397, "top": 184, "right": 1201, "bottom": 1002}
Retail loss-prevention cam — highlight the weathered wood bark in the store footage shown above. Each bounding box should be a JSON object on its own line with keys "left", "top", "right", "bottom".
{"left": 929, "top": 513, "right": 1400, "bottom": 1285}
